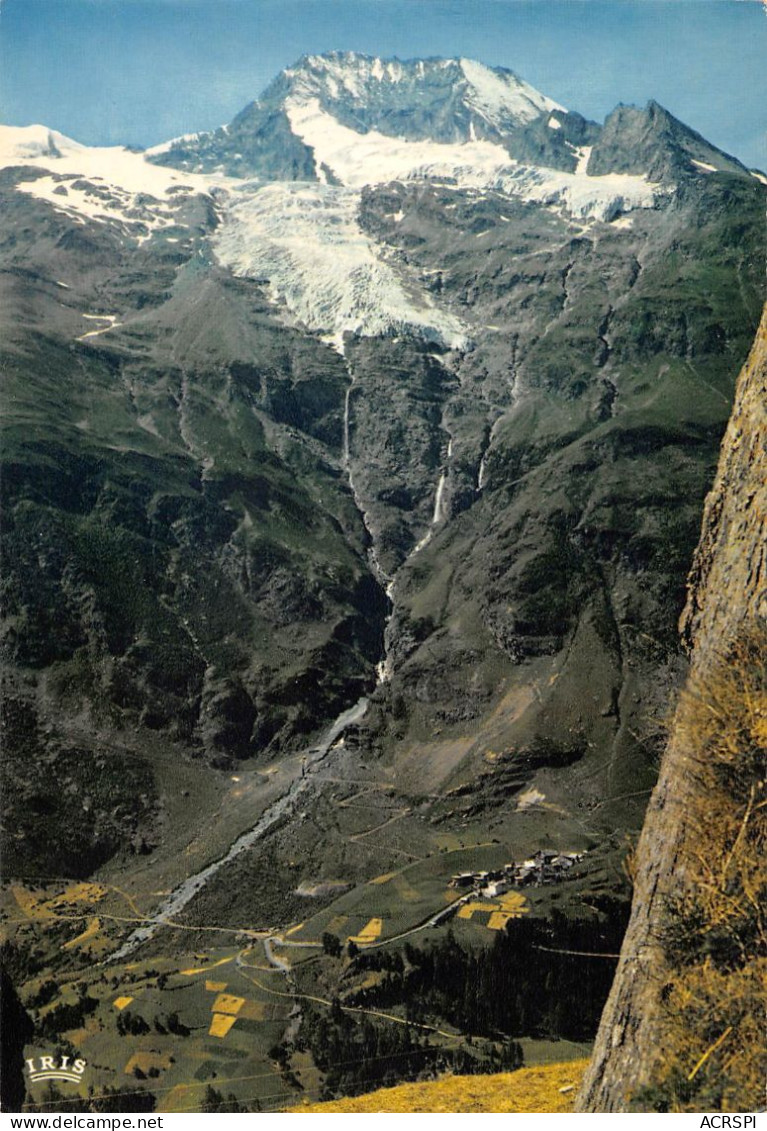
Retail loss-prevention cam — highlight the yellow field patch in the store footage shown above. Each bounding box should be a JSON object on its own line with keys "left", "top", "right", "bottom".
{"left": 13, "top": 882, "right": 107, "bottom": 923}
{"left": 205, "top": 980, "right": 228, "bottom": 993}
{"left": 457, "top": 901, "right": 493, "bottom": 920}
{"left": 285, "top": 922, "right": 305, "bottom": 936}
{"left": 459, "top": 892, "right": 528, "bottom": 929}
{"left": 49, "top": 882, "right": 107, "bottom": 908}
{"left": 349, "top": 917, "right": 383, "bottom": 944}
{"left": 209, "top": 1013, "right": 238, "bottom": 1038}
{"left": 124, "top": 1051, "right": 171, "bottom": 1076}
{"left": 291, "top": 1060, "right": 589, "bottom": 1113}
{"left": 487, "top": 911, "right": 513, "bottom": 930}
{"left": 113, "top": 996, "right": 134, "bottom": 1011}
{"left": 11, "top": 886, "right": 51, "bottom": 920}
{"left": 211, "top": 993, "right": 245, "bottom": 1016}
{"left": 180, "top": 956, "right": 233, "bottom": 976}
{"left": 498, "top": 892, "right": 529, "bottom": 916}
{"left": 326, "top": 915, "right": 348, "bottom": 933}
{"left": 369, "top": 872, "right": 396, "bottom": 886}
{"left": 159, "top": 1085, "right": 191, "bottom": 1113}
{"left": 358, "top": 971, "right": 386, "bottom": 991}
{"left": 62, "top": 916, "right": 101, "bottom": 951}
{"left": 66, "top": 1019, "right": 100, "bottom": 1045}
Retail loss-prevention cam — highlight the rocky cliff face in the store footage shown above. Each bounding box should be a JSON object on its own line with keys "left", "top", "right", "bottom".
{"left": 577, "top": 306, "right": 767, "bottom": 1110}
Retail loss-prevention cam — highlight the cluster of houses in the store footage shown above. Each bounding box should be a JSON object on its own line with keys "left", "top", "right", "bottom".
{"left": 449, "top": 850, "right": 585, "bottom": 896}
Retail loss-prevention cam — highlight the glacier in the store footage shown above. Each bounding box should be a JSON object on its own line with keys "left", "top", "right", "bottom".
{"left": 214, "top": 181, "right": 470, "bottom": 351}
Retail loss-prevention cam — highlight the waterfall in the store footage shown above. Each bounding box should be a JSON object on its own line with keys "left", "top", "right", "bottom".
{"left": 431, "top": 439, "right": 452, "bottom": 524}
{"left": 478, "top": 453, "right": 488, "bottom": 491}
{"left": 342, "top": 382, "right": 352, "bottom": 467}
{"left": 431, "top": 472, "right": 447, "bottom": 524}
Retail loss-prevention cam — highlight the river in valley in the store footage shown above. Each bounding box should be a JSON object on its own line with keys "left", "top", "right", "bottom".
{"left": 109, "top": 697, "right": 369, "bottom": 961}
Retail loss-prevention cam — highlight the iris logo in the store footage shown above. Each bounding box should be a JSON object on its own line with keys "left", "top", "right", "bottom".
{"left": 25, "top": 1054, "right": 87, "bottom": 1085}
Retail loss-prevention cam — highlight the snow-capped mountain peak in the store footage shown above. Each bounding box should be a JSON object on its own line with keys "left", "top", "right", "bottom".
{"left": 3, "top": 53, "right": 754, "bottom": 362}
{"left": 0, "top": 123, "right": 80, "bottom": 163}
{"left": 458, "top": 58, "right": 564, "bottom": 126}
{"left": 271, "top": 51, "right": 566, "bottom": 145}
{"left": 149, "top": 51, "right": 601, "bottom": 185}
{"left": 280, "top": 51, "right": 564, "bottom": 129}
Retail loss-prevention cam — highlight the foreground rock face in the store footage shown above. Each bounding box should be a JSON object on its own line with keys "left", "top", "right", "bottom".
{"left": 577, "top": 307, "right": 767, "bottom": 1111}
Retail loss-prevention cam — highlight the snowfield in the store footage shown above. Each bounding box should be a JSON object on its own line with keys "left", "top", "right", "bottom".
{"left": 458, "top": 57, "right": 563, "bottom": 124}
{"left": 0, "top": 124, "right": 214, "bottom": 237}
{"left": 285, "top": 99, "right": 660, "bottom": 221}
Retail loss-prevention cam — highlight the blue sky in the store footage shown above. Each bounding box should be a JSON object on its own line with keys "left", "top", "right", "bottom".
{"left": 1, "top": 0, "right": 765, "bottom": 168}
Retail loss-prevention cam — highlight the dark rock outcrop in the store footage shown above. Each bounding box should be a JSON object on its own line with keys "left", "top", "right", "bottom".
{"left": 0, "top": 966, "right": 34, "bottom": 1112}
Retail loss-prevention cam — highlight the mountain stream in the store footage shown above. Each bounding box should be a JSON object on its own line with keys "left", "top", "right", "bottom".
{"left": 109, "top": 697, "right": 370, "bottom": 961}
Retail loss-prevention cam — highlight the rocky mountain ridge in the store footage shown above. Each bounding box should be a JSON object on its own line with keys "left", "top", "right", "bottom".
{"left": 152, "top": 52, "right": 589, "bottom": 177}
{"left": 153, "top": 51, "right": 751, "bottom": 188}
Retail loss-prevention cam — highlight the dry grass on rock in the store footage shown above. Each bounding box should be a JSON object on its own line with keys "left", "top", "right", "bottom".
{"left": 290, "top": 1060, "right": 588, "bottom": 1113}
{"left": 638, "top": 631, "right": 766, "bottom": 1111}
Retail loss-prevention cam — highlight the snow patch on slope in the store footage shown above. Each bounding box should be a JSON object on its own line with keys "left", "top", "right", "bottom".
{"left": 574, "top": 145, "right": 593, "bottom": 176}
{"left": 286, "top": 100, "right": 660, "bottom": 221}
{"left": 459, "top": 58, "right": 563, "bottom": 124}
{"left": 76, "top": 313, "right": 122, "bottom": 341}
{"left": 214, "top": 182, "right": 469, "bottom": 351}
{"left": 0, "top": 124, "right": 68, "bottom": 162}
{"left": 286, "top": 97, "right": 507, "bottom": 187}
{"left": 144, "top": 132, "right": 203, "bottom": 157}
{"left": 496, "top": 163, "right": 657, "bottom": 221}
{"left": 0, "top": 123, "right": 213, "bottom": 238}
